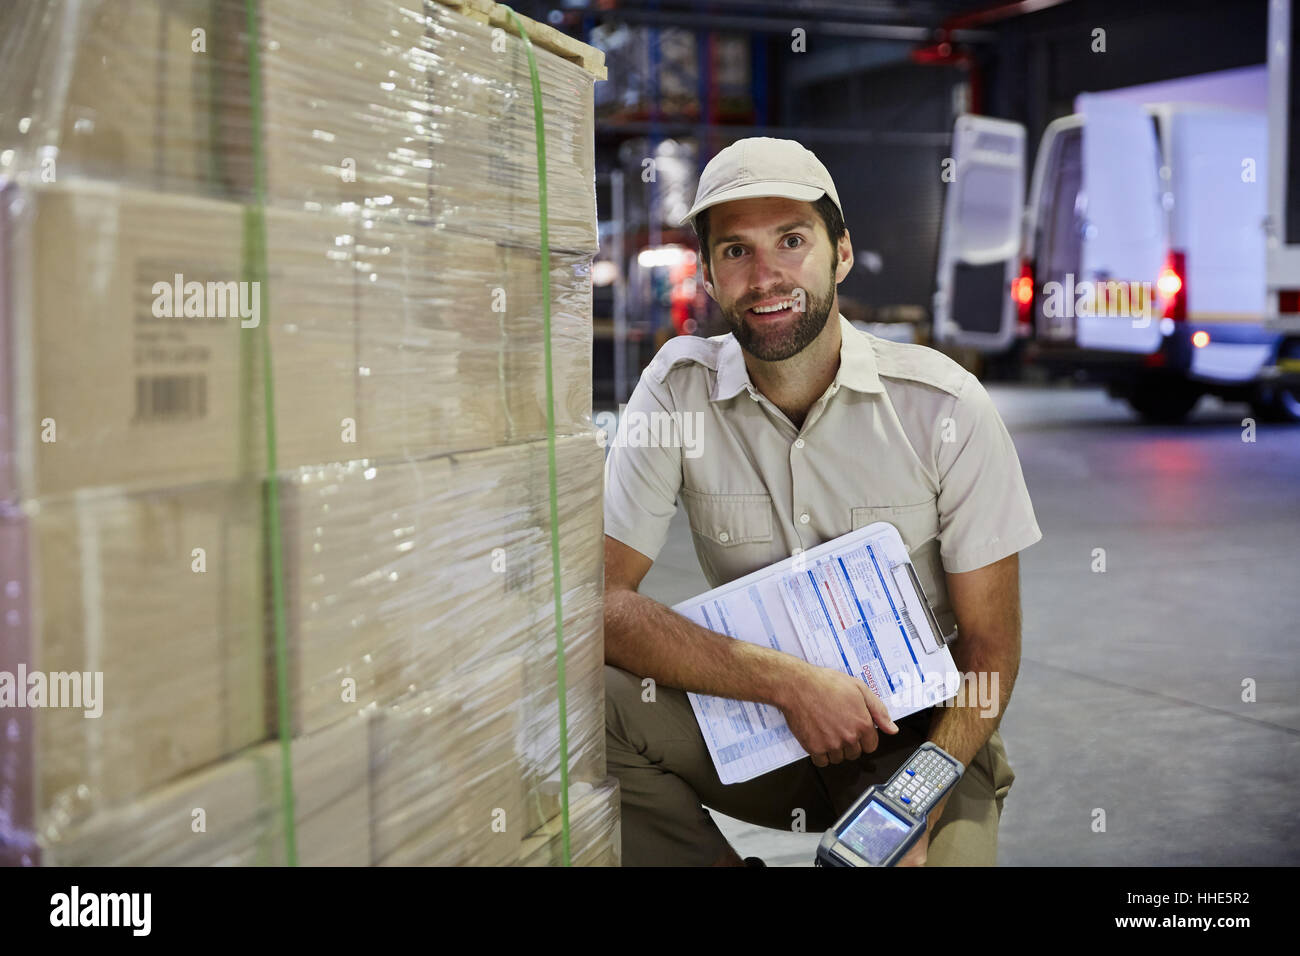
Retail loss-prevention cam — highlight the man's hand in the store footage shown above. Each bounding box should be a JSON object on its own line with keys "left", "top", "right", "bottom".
{"left": 776, "top": 663, "right": 900, "bottom": 767}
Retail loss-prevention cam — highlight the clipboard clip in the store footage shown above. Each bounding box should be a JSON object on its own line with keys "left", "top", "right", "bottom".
{"left": 892, "top": 560, "right": 958, "bottom": 648}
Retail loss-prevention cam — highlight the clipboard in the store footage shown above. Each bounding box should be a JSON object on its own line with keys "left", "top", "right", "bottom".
{"left": 890, "top": 558, "right": 956, "bottom": 651}
{"left": 672, "top": 520, "right": 961, "bottom": 784}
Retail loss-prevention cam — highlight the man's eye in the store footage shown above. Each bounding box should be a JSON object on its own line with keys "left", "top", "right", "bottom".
{"left": 783, "top": 235, "right": 804, "bottom": 249}
{"left": 724, "top": 245, "right": 744, "bottom": 258}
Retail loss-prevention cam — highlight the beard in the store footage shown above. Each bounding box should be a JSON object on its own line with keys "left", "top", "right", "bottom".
{"left": 719, "top": 271, "right": 836, "bottom": 362}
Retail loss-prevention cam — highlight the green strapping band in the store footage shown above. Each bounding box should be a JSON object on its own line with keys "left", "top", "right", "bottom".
{"left": 235, "top": 0, "right": 569, "bottom": 868}
{"left": 242, "top": 0, "right": 298, "bottom": 866}
{"left": 502, "top": 6, "right": 571, "bottom": 867}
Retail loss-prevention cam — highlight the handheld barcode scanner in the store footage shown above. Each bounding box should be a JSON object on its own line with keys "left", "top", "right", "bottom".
{"left": 815, "top": 743, "right": 964, "bottom": 867}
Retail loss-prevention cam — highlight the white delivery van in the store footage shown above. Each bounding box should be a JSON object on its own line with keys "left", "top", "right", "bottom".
{"left": 935, "top": 99, "right": 1298, "bottom": 422}
{"left": 1264, "top": 0, "right": 1300, "bottom": 420}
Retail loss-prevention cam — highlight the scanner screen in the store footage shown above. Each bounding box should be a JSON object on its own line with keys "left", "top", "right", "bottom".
{"left": 839, "top": 798, "right": 912, "bottom": 865}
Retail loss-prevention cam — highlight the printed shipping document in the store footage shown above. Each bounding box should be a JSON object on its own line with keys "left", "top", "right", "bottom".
{"left": 672, "top": 522, "right": 961, "bottom": 785}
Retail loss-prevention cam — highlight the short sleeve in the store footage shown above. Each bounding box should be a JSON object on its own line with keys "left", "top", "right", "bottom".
{"left": 934, "top": 372, "right": 1042, "bottom": 573}
{"left": 602, "top": 373, "right": 684, "bottom": 563}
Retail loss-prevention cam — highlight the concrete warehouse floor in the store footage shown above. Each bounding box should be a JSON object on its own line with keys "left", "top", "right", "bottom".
{"left": 616, "top": 383, "right": 1300, "bottom": 866}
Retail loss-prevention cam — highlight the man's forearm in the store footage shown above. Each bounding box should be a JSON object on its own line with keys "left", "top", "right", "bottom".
{"left": 605, "top": 586, "right": 805, "bottom": 707}
{"left": 924, "top": 627, "right": 1020, "bottom": 823}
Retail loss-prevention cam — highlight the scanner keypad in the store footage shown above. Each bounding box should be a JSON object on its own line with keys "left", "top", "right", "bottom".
{"left": 884, "top": 748, "right": 958, "bottom": 817}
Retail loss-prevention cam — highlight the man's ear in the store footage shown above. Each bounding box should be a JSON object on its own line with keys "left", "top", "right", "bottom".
{"left": 700, "top": 257, "right": 716, "bottom": 299}
{"left": 834, "top": 228, "right": 854, "bottom": 284}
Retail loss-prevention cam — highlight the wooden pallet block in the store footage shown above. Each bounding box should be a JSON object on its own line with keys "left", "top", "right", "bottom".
{"left": 434, "top": 0, "right": 490, "bottom": 24}
{"left": 432, "top": 0, "right": 607, "bottom": 80}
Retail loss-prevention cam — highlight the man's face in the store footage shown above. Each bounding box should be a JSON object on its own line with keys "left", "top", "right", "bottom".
{"left": 701, "top": 196, "right": 848, "bottom": 362}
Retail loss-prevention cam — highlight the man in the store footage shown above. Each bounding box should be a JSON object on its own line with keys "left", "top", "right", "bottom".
{"left": 602, "top": 137, "right": 1042, "bottom": 867}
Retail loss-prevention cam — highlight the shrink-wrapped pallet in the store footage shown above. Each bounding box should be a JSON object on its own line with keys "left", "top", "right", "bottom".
{"left": 0, "top": 0, "right": 611, "bottom": 866}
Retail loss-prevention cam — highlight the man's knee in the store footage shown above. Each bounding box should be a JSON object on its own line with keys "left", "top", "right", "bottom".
{"left": 604, "top": 664, "right": 640, "bottom": 713}
{"left": 604, "top": 665, "right": 639, "bottom": 753}
{"left": 986, "top": 728, "right": 1015, "bottom": 813}
{"left": 605, "top": 665, "right": 660, "bottom": 739}
{"left": 604, "top": 664, "right": 702, "bottom": 758}
{"left": 924, "top": 731, "right": 1014, "bottom": 866}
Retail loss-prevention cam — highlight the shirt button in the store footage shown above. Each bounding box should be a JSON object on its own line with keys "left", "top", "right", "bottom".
{"left": 799, "top": 512, "right": 810, "bottom": 525}
{"left": 717, "top": 531, "right": 730, "bottom": 543}
{"left": 793, "top": 438, "right": 805, "bottom": 449}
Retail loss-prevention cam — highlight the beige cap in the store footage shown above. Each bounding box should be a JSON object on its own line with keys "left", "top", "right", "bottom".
{"left": 680, "top": 137, "right": 842, "bottom": 228}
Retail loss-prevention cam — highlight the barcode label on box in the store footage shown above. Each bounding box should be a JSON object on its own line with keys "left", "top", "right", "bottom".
{"left": 133, "top": 374, "right": 208, "bottom": 422}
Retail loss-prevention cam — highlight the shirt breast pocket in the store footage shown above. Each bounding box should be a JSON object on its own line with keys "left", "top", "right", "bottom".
{"left": 682, "top": 489, "right": 774, "bottom": 546}
{"left": 680, "top": 488, "right": 775, "bottom": 586}
{"left": 849, "top": 499, "right": 939, "bottom": 555}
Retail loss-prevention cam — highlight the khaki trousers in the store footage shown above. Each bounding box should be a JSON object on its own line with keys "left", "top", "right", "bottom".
{"left": 605, "top": 664, "right": 1015, "bottom": 867}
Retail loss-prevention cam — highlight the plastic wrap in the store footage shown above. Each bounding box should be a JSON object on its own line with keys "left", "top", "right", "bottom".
{"left": 280, "top": 435, "right": 608, "bottom": 833}
{"left": 519, "top": 777, "right": 621, "bottom": 867}
{"left": 0, "top": 181, "right": 594, "bottom": 499}
{"left": 0, "top": 0, "right": 615, "bottom": 866}
{"left": 0, "top": 480, "right": 268, "bottom": 859}
{"left": 0, "top": 0, "right": 599, "bottom": 252}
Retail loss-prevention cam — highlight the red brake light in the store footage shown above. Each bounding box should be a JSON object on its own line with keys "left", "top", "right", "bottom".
{"left": 1013, "top": 275, "right": 1033, "bottom": 305}
{"left": 1012, "top": 260, "right": 1034, "bottom": 331}
{"left": 1159, "top": 251, "right": 1186, "bottom": 321}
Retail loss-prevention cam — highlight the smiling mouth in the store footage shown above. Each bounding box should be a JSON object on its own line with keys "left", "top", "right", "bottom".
{"left": 747, "top": 299, "right": 796, "bottom": 319}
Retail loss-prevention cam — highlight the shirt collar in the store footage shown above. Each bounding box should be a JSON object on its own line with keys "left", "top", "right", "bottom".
{"left": 711, "top": 313, "right": 885, "bottom": 402}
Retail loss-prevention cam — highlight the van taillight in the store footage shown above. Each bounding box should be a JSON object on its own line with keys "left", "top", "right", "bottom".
{"left": 1279, "top": 290, "right": 1300, "bottom": 313}
{"left": 1159, "top": 251, "right": 1186, "bottom": 321}
{"left": 1012, "top": 260, "right": 1034, "bottom": 333}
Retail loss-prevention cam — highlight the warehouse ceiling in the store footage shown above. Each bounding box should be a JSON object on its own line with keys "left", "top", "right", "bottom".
{"left": 573, "top": 0, "right": 1043, "bottom": 24}
{"left": 547, "top": 0, "right": 1072, "bottom": 38}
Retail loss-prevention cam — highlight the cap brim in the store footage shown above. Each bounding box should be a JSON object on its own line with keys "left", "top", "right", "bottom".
{"left": 679, "top": 180, "right": 827, "bottom": 227}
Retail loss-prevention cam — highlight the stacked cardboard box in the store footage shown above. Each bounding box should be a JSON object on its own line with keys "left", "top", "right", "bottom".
{"left": 368, "top": 656, "right": 527, "bottom": 866}
{"left": 0, "top": 181, "right": 595, "bottom": 499}
{"left": 0, "top": 480, "right": 267, "bottom": 862}
{"left": 277, "top": 434, "right": 609, "bottom": 838}
{"left": 0, "top": 0, "right": 616, "bottom": 866}
{"left": 39, "top": 716, "right": 370, "bottom": 867}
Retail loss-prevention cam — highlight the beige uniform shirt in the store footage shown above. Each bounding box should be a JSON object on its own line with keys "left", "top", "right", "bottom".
{"left": 603, "top": 314, "right": 1042, "bottom": 640}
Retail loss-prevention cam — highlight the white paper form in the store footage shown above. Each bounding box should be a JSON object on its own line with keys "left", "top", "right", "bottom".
{"left": 672, "top": 522, "right": 960, "bottom": 785}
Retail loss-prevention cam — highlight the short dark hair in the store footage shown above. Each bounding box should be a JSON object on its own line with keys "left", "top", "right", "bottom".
{"left": 691, "top": 193, "right": 846, "bottom": 272}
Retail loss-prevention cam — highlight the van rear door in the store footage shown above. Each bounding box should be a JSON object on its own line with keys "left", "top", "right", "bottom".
{"left": 1076, "top": 94, "right": 1166, "bottom": 353}
{"left": 1027, "top": 117, "right": 1085, "bottom": 343}
{"left": 1169, "top": 110, "right": 1268, "bottom": 320}
{"left": 932, "top": 114, "right": 1025, "bottom": 351}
